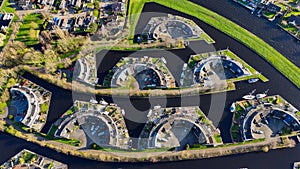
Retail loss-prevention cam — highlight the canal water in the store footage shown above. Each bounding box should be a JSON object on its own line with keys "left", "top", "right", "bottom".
{"left": 1, "top": 2, "right": 300, "bottom": 169}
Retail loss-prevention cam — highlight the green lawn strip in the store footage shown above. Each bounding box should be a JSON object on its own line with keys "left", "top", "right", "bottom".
{"left": 128, "top": 0, "right": 300, "bottom": 88}
{"left": 284, "top": 11, "right": 300, "bottom": 18}
{"left": 214, "top": 134, "right": 222, "bottom": 143}
{"left": 93, "top": 9, "right": 99, "bottom": 18}
{"left": 0, "top": 102, "right": 7, "bottom": 114}
{"left": 0, "top": 0, "right": 18, "bottom": 48}
{"left": 91, "top": 143, "right": 172, "bottom": 152}
{"left": 36, "top": 125, "right": 82, "bottom": 147}
{"left": 15, "top": 13, "right": 44, "bottom": 46}
{"left": 263, "top": 12, "right": 276, "bottom": 19}
{"left": 198, "top": 32, "right": 215, "bottom": 44}
{"left": 189, "top": 138, "right": 266, "bottom": 150}
{"left": 47, "top": 124, "right": 58, "bottom": 138}
{"left": 0, "top": 0, "right": 16, "bottom": 13}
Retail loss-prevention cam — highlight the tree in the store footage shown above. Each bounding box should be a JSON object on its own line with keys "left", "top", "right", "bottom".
{"left": 89, "top": 23, "right": 98, "bottom": 34}
{"left": 262, "top": 146, "right": 269, "bottom": 153}
{"left": 19, "top": 157, "right": 25, "bottom": 164}
{"left": 44, "top": 49, "right": 60, "bottom": 73}
{"left": 23, "top": 49, "right": 44, "bottom": 65}
{"left": 53, "top": 28, "right": 67, "bottom": 39}
{"left": 41, "top": 103, "right": 49, "bottom": 113}
{"left": 1, "top": 41, "right": 26, "bottom": 67}
{"left": 8, "top": 115, "right": 14, "bottom": 120}
{"left": 185, "top": 144, "right": 190, "bottom": 150}
{"left": 47, "top": 162, "right": 54, "bottom": 169}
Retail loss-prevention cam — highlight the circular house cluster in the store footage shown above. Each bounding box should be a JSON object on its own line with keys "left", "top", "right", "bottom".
{"left": 9, "top": 79, "right": 51, "bottom": 132}
{"left": 73, "top": 53, "right": 98, "bottom": 86}
{"left": 138, "top": 106, "right": 222, "bottom": 150}
{"left": 55, "top": 100, "right": 130, "bottom": 149}
{"left": 231, "top": 95, "right": 300, "bottom": 141}
{"left": 106, "top": 56, "right": 176, "bottom": 89}
{"left": 141, "top": 14, "right": 204, "bottom": 42}
{"left": 191, "top": 55, "right": 251, "bottom": 87}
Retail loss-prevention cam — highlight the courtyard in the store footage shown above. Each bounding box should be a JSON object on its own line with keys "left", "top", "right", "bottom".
{"left": 138, "top": 106, "right": 223, "bottom": 150}
{"left": 104, "top": 56, "right": 176, "bottom": 89}
{"left": 231, "top": 95, "right": 300, "bottom": 142}
{"left": 54, "top": 100, "right": 130, "bottom": 149}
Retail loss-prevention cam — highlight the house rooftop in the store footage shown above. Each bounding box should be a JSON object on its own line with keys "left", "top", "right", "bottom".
{"left": 265, "top": 3, "right": 281, "bottom": 13}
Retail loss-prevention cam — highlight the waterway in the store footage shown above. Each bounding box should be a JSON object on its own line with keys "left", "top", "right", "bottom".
{"left": 1, "top": 2, "right": 300, "bottom": 169}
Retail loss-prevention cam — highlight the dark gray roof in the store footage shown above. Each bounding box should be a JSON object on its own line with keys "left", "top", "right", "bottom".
{"left": 265, "top": 3, "right": 281, "bottom": 13}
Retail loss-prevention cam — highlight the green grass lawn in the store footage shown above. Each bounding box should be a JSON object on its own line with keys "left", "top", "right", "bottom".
{"left": 214, "top": 134, "right": 222, "bottom": 143}
{"left": 0, "top": 0, "right": 16, "bottom": 13}
{"left": 127, "top": 0, "right": 300, "bottom": 88}
{"left": 263, "top": 11, "right": 276, "bottom": 19}
{"left": 15, "top": 13, "right": 44, "bottom": 46}
{"left": 93, "top": 9, "right": 100, "bottom": 18}
{"left": 0, "top": 0, "right": 18, "bottom": 48}
{"left": 284, "top": 11, "right": 300, "bottom": 18}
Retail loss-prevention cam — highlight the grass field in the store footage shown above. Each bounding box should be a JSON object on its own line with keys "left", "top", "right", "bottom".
{"left": 15, "top": 13, "right": 44, "bottom": 46}
{"left": 127, "top": 0, "right": 300, "bottom": 88}
{"left": 0, "top": 0, "right": 18, "bottom": 48}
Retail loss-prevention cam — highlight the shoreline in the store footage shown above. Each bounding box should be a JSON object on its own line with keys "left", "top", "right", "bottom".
{"left": 0, "top": 120, "right": 296, "bottom": 162}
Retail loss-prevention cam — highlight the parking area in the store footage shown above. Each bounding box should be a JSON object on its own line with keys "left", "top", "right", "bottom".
{"left": 80, "top": 115, "right": 111, "bottom": 146}
{"left": 134, "top": 68, "right": 161, "bottom": 89}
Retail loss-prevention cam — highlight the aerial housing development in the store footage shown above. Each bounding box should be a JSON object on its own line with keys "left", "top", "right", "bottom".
{"left": 138, "top": 106, "right": 222, "bottom": 150}
{"left": 0, "top": 0, "right": 299, "bottom": 168}
{"left": 231, "top": 94, "right": 300, "bottom": 142}
{"left": 53, "top": 100, "right": 130, "bottom": 149}
{"left": 103, "top": 56, "right": 176, "bottom": 89}
{"left": 234, "top": 0, "right": 300, "bottom": 39}
{"left": 0, "top": 149, "right": 68, "bottom": 169}
{"left": 138, "top": 14, "right": 214, "bottom": 45}
{"left": 9, "top": 78, "right": 51, "bottom": 132}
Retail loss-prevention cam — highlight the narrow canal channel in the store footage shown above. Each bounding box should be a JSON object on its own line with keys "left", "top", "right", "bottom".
{"left": 1, "top": 2, "right": 299, "bottom": 169}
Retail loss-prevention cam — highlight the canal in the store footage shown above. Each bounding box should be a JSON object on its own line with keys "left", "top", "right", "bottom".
{"left": 1, "top": 1, "right": 300, "bottom": 169}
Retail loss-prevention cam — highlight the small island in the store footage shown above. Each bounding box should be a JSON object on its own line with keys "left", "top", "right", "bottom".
{"left": 0, "top": 149, "right": 68, "bottom": 169}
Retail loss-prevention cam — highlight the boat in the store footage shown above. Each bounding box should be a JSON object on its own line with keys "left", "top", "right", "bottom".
{"left": 256, "top": 93, "right": 266, "bottom": 99}
{"left": 90, "top": 98, "right": 98, "bottom": 104}
{"left": 99, "top": 99, "right": 108, "bottom": 105}
{"left": 248, "top": 78, "right": 259, "bottom": 83}
{"left": 256, "top": 89, "right": 269, "bottom": 99}
{"left": 243, "top": 89, "right": 256, "bottom": 100}
{"left": 230, "top": 103, "right": 236, "bottom": 112}
{"left": 242, "top": 95, "right": 255, "bottom": 100}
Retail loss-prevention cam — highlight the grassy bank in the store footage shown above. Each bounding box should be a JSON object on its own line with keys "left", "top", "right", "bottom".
{"left": 127, "top": 0, "right": 300, "bottom": 88}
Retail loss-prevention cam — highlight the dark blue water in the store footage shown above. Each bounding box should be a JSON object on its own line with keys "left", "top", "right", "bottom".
{"left": 1, "top": 1, "right": 300, "bottom": 169}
